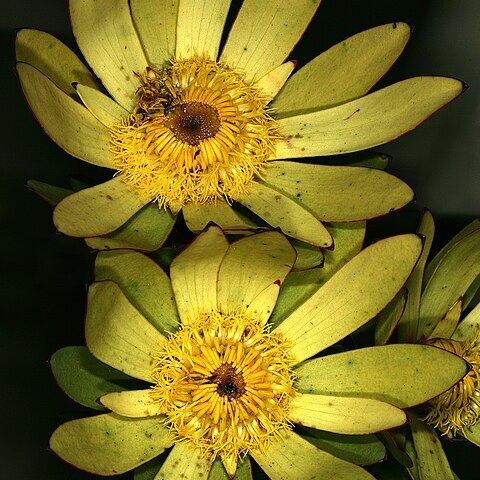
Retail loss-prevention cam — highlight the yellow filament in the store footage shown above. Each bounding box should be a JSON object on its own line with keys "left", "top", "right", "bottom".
{"left": 424, "top": 335, "right": 480, "bottom": 438}
{"left": 150, "top": 309, "right": 294, "bottom": 473}
{"left": 110, "top": 58, "right": 278, "bottom": 208}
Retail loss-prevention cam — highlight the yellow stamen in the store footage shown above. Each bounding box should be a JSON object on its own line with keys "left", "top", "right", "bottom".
{"left": 110, "top": 58, "right": 278, "bottom": 208}
{"left": 424, "top": 335, "right": 480, "bottom": 438}
{"left": 150, "top": 309, "right": 295, "bottom": 474}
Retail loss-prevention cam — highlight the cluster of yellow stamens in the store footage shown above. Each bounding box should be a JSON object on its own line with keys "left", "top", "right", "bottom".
{"left": 110, "top": 58, "right": 278, "bottom": 208}
{"left": 150, "top": 309, "right": 295, "bottom": 475}
{"left": 424, "top": 336, "right": 480, "bottom": 438}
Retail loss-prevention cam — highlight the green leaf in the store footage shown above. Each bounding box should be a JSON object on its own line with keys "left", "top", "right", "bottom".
{"left": 294, "top": 344, "right": 468, "bottom": 408}
{"left": 253, "top": 430, "right": 375, "bottom": 480}
{"left": 51, "top": 346, "right": 143, "bottom": 411}
{"left": 272, "top": 23, "right": 411, "bottom": 114}
{"left": 17, "top": 62, "right": 112, "bottom": 168}
{"left": 270, "top": 221, "right": 365, "bottom": 328}
{"left": 410, "top": 416, "right": 454, "bottom": 480}
{"left": 275, "top": 77, "right": 464, "bottom": 158}
{"left": 86, "top": 203, "right": 176, "bottom": 252}
{"left": 275, "top": 235, "right": 422, "bottom": 364}
{"left": 291, "top": 238, "right": 324, "bottom": 270}
{"left": 300, "top": 428, "right": 385, "bottom": 466}
{"left": 375, "top": 289, "right": 407, "bottom": 345}
{"left": 418, "top": 226, "right": 480, "bottom": 339}
{"left": 221, "top": 0, "right": 320, "bottom": 82}
{"left": 27, "top": 179, "right": 71, "bottom": 206}
{"left": 50, "top": 413, "right": 173, "bottom": 476}
{"left": 262, "top": 161, "right": 413, "bottom": 221}
{"left": 95, "top": 250, "right": 179, "bottom": 334}
{"left": 397, "top": 210, "right": 435, "bottom": 342}
{"left": 208, "top": 456, "right": 252, "bottom": 480}
{"left": 53, "top": 177, "right": 148, "bottom": 237}
{"left": 134, "top": 453, "right": 169, "bottom": 480}
{"left": 237, "top": 181, "right": 332, "bottom": 247}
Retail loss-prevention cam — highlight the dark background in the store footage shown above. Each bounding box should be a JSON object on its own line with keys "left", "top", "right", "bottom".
{"left": 1, "top": 0, "right": 479, "bottom": 479}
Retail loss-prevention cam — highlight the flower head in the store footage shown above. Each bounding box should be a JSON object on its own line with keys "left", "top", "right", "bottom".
{"left": 17, "top": 0, "right": 463, "bottom": 250}
{"left": 372, "top": 212, "right": 480, "bottom": 477}
{"left": 49, "top": 226, "right": 468, "bottom": 478}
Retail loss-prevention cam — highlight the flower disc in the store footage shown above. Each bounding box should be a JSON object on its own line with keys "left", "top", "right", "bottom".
{"left": 150, "top": 310, "right": 294, "bottom": 473}
{"left": 110, "top": 58, "right": 278, "bottom": 208}
{"left": 424, "top": 336, "right": 480, "bottom": 437}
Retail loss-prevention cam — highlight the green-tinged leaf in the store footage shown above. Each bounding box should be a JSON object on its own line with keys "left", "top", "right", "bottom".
{"left": 418, "top": 227, "right": 480, "bottom": 339}
{"left": 100, "top": 389, "right": 161, "bottom": 417}
{"left": 51, "top": 346, "right": 144, "bottom": 411}
{"left": 275, "top": 235, "right": 422, "bottom": 364}
{"left": 275, "top": 77, "right": 464, "bottom": 158}
{"left": 149, "top": 247, "right": 181, "bottom": 273}
{"left": 377, "top": 431, "right": 413, "bottom": 469}
{"left": 256, "top": 61, "right": 296, "bottom": 100}
{"left": 289, "top": 393, "right": 406, "bottom": 434}
{"left": 404, "top": 434, "right": 420, "bottom": 480}
{"left": 301, "top": 427, "right": 385, "bottom": 466}
{"left": 95, "top": 250, "right": 179, "bottom": 335}
{"left": 183, "top": 200, "right": 259, "bottom": 233}
{"left": 86, "top": 281, "right": 165, "bottom": 382}
{"left": 86, "top": 203, "right": 177, "bottom": 252}
{"left": 53, "top": 177, "right": 148, "bottom": 237}
{"left": 375, "top": 289, "right": 407, "bottom": 345}
{"left": 424, "top": 219, "right": 480, "bottom": 285}
{"left": 17, "top": 62, "right": 113, "bottom": 168}
{"left": 221, "top": 0, "right": 321, "bottom": 81}
{"left": 155, "top": 443, "right": 212, "bottom": 480}
{"left": 252, "top": 430, "right": 375, "bottom": 480}
{"left": 50, "top": 413, "right": 173, "bottom": 475}
{"left": 452, "top": 302, "right": 480, "bottom": 342}
{"left": 208, "top": 456, "right": 252, "bottom": 480}
{"left": 273, "top": 23, "right": 410, "bottom": 114}
{"left": 291, "top": 239, "right": 324, "bottom": 270}
{"left": 134, "top": 453, "right": 169, "bottom": 480}
{"left": 368, "top": 461, "right": 412, "bottom": 480}
{"left": 410, "top": 416, "right": 454, "bottom": 480}
{"left": 130, "top": 0, "right": 178, "bottom": 66}
{"left": 237, "top": 181, "right": 333, "bottom": 247}
{"left": 349, "top": 154, "right": 390, "bottom": 170}
{"left": 398, "top": 210, "right": 434, "bottom": 342}
{"left": 217, "top": 231, "right": 295, "bottom": 315}
{"left": 70, "top": 0, "right": 148, "bottom": 111}
{"left": 176, "top": 0, "right": 231, "bottom": 59}
{"left": 294, "top": 344, "right": 468, "bottom": 408}
{"left": 76, "top": 83, "right": 129, "bottom": 127}
{"left": 464, "top": 421, "right": 480, "bottom": 447}
{"left": 428, "top": 297, "right": 463, "bottom": 339}
{"left": 15, "top": 29, "right": 99, "bottom": 96}
{"left": 27, "top": 179, "right": 71, "bottom": 205}
{"left": 464, "top": 273, "right": 480, "bottom": 309}
{"left": 270, "top": 221, "right": 365, "bottom": 328}
{"left": 170, "top": 226, "right": 229, "bottom": 324}
{"left": 263, "top": 162, "right": 413, "bottom": 222}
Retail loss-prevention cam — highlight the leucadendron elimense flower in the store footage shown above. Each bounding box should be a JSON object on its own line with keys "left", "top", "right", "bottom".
{"left": 49, "top": 227, "right": 468, "bottom": 479}
{"left": 17, "top": 0, "right": 463, "bottom": 251}
{"left": 373, "top": 212, "right": 480, "bottom": 480}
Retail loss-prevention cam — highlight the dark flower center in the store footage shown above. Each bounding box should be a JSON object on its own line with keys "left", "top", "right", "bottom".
{"left": 165, "top": 102, "right": 221, "bottom": 146}
{"left": 209, "top": 363, "right": 246, "bottom": 399}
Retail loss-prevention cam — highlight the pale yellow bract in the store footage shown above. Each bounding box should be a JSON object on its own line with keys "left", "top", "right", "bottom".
{"left": 17, "top": 0, "right": 464, "bottom": 251}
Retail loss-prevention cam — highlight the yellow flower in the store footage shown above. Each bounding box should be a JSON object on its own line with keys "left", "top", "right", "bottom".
{"left": 373, "top": 212, "right": 480, "bottom": 478}
{"left": 49, "top": 227, "right": 468, "bottom": 478}
{"left": 17, "top": 0, "right": 463, "bottom": 251}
